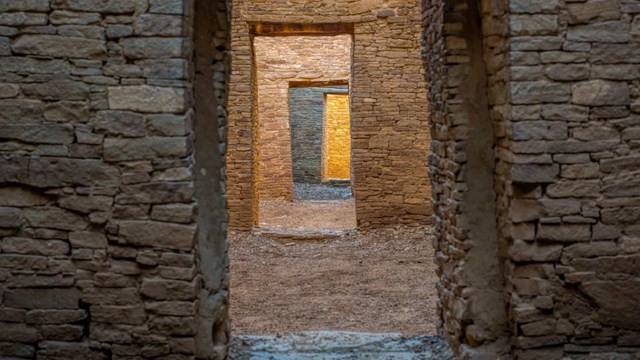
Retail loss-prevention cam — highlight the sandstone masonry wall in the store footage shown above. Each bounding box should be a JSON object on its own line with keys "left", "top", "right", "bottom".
{"left": 253, "top": 35, "right": 351, "bottom": 200}
{"left": 0, "top": 0, "right": 230, "bottom": 358}
{"left": 227, "top": 0, "right": 432, "bottom": 229}
{"left": 290, "top": 86, "right": 349, "bottom": 184}
{"left": 423, "top": 0, "right": 640, "bottom": 358}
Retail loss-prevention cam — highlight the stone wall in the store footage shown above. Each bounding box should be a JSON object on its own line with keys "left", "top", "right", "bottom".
{"left": 290, "top": 86, "right": 349, "bottom": 184}
{"left": 323, "top": 93, "right": 351, "bottom": 180}
{"left": 423, "top": 0, "right": 640, "bottom": 358}
{"left": 0, "top": 0, "right": 230, "bottom": 358}
{"left": 505, "top": 0, "right": 640, "bottom": 358}
{"left": 227, "top": 0, "right": 432, "bottom": 229}
{"left": 253, "top": 35, "right": 351, "bottom": 200}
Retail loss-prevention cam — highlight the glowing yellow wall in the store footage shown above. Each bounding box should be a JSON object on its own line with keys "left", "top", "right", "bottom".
{"left": 324, "top": 94, "right": 351, "bottom": 180}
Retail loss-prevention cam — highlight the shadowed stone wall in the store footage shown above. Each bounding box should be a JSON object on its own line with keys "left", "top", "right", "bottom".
{"left": 227, "top": 0, "right": 432, "bottom": 229}
{"left": 0, "top": 0, "right": 230, "bottom": 358}
{"left": 290, "top": 86, "right": 349, "bottom": 184}
{"left": 423, "top": 0, "right": 640, "bottom": 358}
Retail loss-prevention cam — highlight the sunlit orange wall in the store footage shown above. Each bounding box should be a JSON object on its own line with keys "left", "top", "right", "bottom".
{"left": 324, "top": 94, "right": 351, "bottom": 180}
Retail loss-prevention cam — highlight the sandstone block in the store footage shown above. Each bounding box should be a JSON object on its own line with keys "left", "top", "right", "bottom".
{"left": 28, "top": 158, "right": 120, "bottom": 188}
{"left": 26, "top": 309, "right": 86, "bottom": 324}
{"left": 95, "top": 110, "right": 145, "bottom": 137}
{"left": 69, "top": 231, "right": 108, "bottom": 249}
{"left": 149, "top": 0, "right": 184, "bottom": 14}
{"left": 45, "top": 101, "right": 90, "bottom": 123}
{"left": 0, "top": 99, "right": 44, "bottom": 124}
{"left": 2, "top": 237, "right": 69, "bottom": 256}
{"left": 117, "top": 182, "right": 193, "bottom": 205}
{"left": 145, "top": 301, "right": 196, "bottom": 316}
{"left": 0, "top": 83, "right": 19, "bottom": 99}
{"left": 38, "top": 340, "right": 108, "bottom": 359}
{"left": 91, "top": 305, "right": 146, "bottom": 325}
{"left": 141, "top": 59, "right": 188, "bottom": 79}
{"left": 151, "top": 204, "right": 195, "bottom": 224}
{"left": 546, "top": 139, "right": 619, "bottom": 153}
{"left": 147, "top": 113, "right": 191, "bottom": 136}
{"left": 41, "top": 324, "right": 84, "bottom": 341}
{"left": 511, "top": 81, "right": 570, "bottom": 104}
{"left": 538, "top": 224, "right": 591, "bottom": 242}
{"left": 562, "top": 241, "right": 618, "bottom": 261}
{"left": 509, "top": 199, "right": 542, "bottom": 223}
{"left": 140, "top": 278, "right": 197, "bottom": 300}
{"left": 59, "top": 195, "right": 113, "bottom": 214}
{"left": 82, "top": 287, "right": 139, "bottom": 305}
{"left": 512, "top": 164, "right": 559, "bottom": 183}
{"left": 601, "top": 206, "right": 640, "bottom": 225}
{"left": 509, "top": 0, "right": 559, "bottom": 13}
{"left": 0, "top": 323, "right": 40, "bottom": 342}
{"left": 121, "top": 37, "right": 183, "bottom": 59}
{"left": 5, "top": 288, "right": 79, "bottom": 309}
{"left": 24, "top": 207, "right": 87, "bottom": 231}
{"left": 541, "top": 104, "right": 588, "bottom": 122}
{"left": 0, "top": 0, "right": 49, "bottom": 12}
{"left": 108, "top": 85, "right": 185, "bottom": 113}
{"left": 0, "top": 254, "right": 48, "bottom": 271}
{"left": 149, "top": 315, "right": 196, "bottom": 336}
{"left": 539, "top": 199, "right": 581, "bottom": 216}
{"left": 568, "top": 0, "right": 620, "bottom": 24}
{"left": 568, "top": 21, "right": 630, "bottom": 43}
{"left": 545, "top": 64, "right": 590, "bottom": 81}
{"left": 592, "top": 43, "right": 640, "bottom": 64}
{"left": 0, "top": 124, "right": 74, "bottom": 145}
{"left": 135, "top": 14, "right": 183, "bottom": 36}
{"left": 0, "top": 206, "right": 22, "bottom": 228}
{"left": 49, "top": 10, "right": 101, "bottom": 25}
{"left": 52, "top": 0, "right": 139, "bottom": 13}
{"left": 512, "top": 121, "right": 567, "bottom": 141}
{"left": 521, "top": 319, "right": 557, "bottom": 337}
{"left": 581, "top": 280, "right": 640, "bottom": 330}
{"left": 119, "top": 221, "right": 195, "bottom": 250}
{"left": 620, "top": 236, "right": 640, "bottom": 254}
{"left": 104, "top": 137, "right": 189, "bottom": 162}
{"left": 572, "top": 80, "right": 630, "bottom": 106}
{"left": 510, "top": 240, "right": 562, "bottom": 262}
{"left": 603, "top": 173, "right": 640, "bottom": 198}
{"left": 510, "top": 15, "right": 558, "bottom": 36}
{"left": 12, "top": 35, "right": 106, "bottom": 58}
{"left": 516, "top": 335, "right": 566, "bottom": 349}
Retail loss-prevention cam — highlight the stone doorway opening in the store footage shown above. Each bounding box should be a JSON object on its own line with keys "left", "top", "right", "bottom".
{"left": 251, "top": 29, "right": 357, "bottom": 234}
{"left": 228, "top": 16, "right": 441, "bottom": 357}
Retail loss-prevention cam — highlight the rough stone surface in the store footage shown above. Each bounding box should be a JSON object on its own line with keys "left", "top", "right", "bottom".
{"left": 0, "top": 1, "right": 229, "bottom": 358}
{"left": 1, "top": 0, "right": 639, "bottom": 359}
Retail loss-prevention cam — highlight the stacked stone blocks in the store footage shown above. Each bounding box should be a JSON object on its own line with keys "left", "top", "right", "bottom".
{"left": 0, "top": 0, "right": 230, "bottom": 358}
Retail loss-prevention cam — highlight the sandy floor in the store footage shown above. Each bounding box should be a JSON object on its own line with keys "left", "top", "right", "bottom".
{"left": 229, "top": 225, "right": 439, "bottom": 336}
{"left": 259, "top": 199, "right": 357, "bottom": 231}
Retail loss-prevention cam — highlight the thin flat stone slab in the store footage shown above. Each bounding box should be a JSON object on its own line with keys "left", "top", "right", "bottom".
{"left": 229, "top": 331, "right": 455, "bottom": 360}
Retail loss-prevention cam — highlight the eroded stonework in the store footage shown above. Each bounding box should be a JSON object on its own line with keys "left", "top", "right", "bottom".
{"left": 0, "top": 0, "right": 230, "bottom": 358}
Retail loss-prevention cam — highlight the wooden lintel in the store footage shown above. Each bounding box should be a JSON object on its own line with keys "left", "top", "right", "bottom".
{"left": 250, "top": 23, "right": 354, "bottom": 36}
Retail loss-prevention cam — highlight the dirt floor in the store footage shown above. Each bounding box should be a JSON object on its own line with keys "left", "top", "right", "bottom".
{"left": 229, "top": 225, "right": 439, "bottom": 336}
{"left": 259, "top": 199, "right": 357, "bottom": 231}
